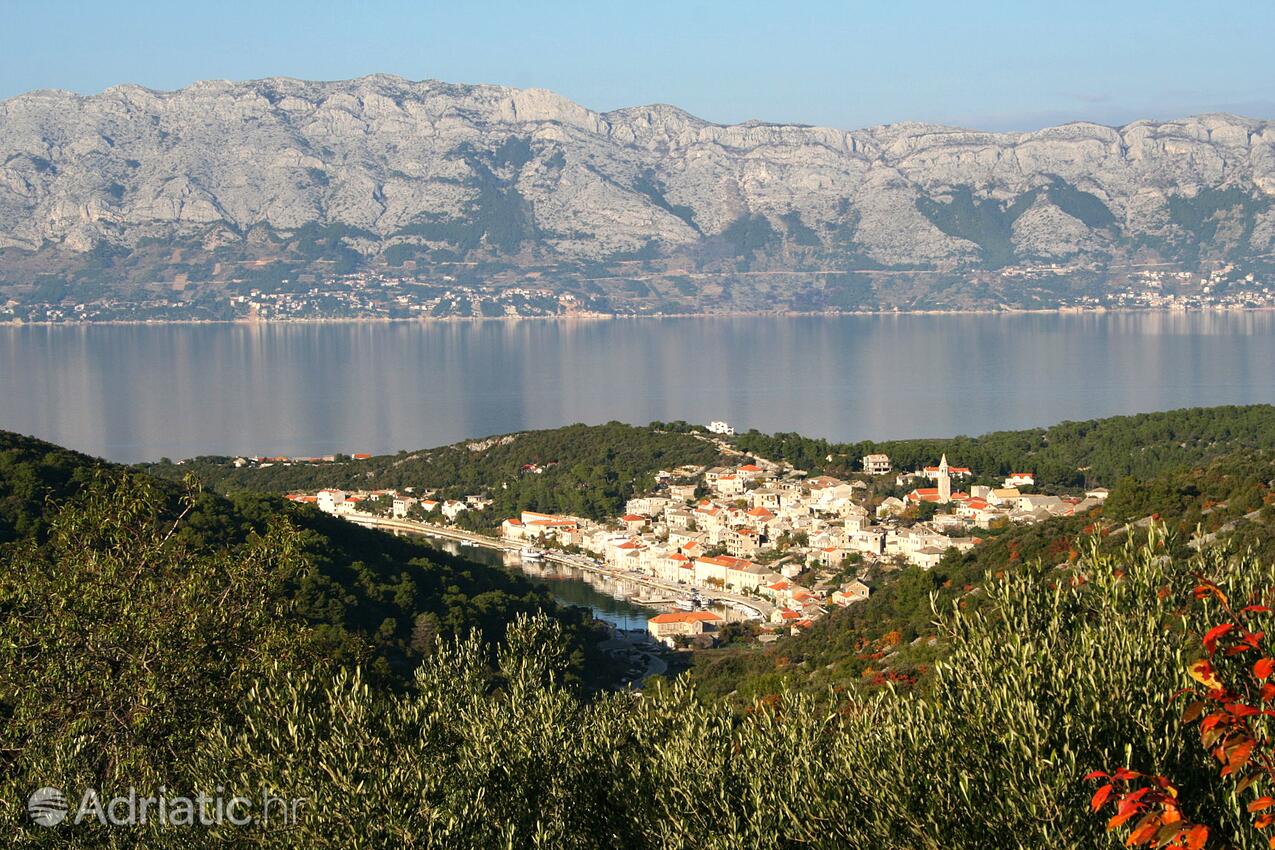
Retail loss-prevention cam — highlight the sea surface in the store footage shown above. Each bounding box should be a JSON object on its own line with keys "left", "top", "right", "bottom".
{"left": 409, "top": 538, "right": 655, "bottom": 629}
{"left": 4, "top": 312, "right": 1275, "bottom": 463}
{"left": 412, "top": 537, "right": 752, "bottom": 628}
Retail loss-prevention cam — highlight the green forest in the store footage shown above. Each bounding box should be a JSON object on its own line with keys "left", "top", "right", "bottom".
{"left": 726, "top": 404, "right": 1275, "bottom": 488}
{"left": 8, "top": 406, "right": 1275, "bottom": 846}
{"left": 0, "top": 431, "right": 613, "bottom": 691}
{"left": 141, "top": 421, "right": 724, "bottom": 522}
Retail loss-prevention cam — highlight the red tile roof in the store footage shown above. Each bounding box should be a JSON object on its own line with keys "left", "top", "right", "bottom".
{"left": 696, "top": 555, "right": 755, "bottom": 569}
{"left": 649, "top": 611, "right": 723, "bottom": 624}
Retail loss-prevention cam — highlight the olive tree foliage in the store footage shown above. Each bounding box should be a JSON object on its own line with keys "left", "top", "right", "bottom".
{"left": 0, "top": 473, "right": 321, "bottom": 847}
{"left": 191, "top": 616, "right": 642, "bottom": 848}
{"left": 4, "top": 492, "right": 1270, "bottom": 849}
{"left": 187, "top": 531, "right": 1266, "bottom": 850}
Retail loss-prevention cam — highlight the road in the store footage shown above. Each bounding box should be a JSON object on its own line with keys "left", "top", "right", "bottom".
{"left": 342, "top": 513, "right": 773, "bottom": 619}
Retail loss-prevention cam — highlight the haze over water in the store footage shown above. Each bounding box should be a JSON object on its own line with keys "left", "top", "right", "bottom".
{"left": 4, "top": 312, "right": 1275, "bottom": 463}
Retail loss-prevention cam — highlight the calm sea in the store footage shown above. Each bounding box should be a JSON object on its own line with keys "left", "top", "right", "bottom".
{"left": 4, "top": 312, "right": 1275, "bottom": 463}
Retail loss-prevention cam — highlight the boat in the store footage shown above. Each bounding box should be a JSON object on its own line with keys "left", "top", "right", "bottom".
{"left": 674, "top": 592, "right": 704, "bottom": 611}
{"left": 520, "top": 548, "right": 545, "bottom": 561}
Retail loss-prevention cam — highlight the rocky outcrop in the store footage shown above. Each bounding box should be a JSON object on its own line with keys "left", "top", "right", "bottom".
{"left": 0, "top": 75, "right": 1271, "bottom": 277}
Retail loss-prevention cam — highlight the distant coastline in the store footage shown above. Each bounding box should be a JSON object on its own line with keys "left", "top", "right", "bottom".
{"left": 4, "top": 303, "right": 1273, "bottom": 328}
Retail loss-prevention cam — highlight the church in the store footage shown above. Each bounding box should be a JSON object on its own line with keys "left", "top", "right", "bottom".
{"left": 904, "top": 455, "right": 970, "bottom": 506}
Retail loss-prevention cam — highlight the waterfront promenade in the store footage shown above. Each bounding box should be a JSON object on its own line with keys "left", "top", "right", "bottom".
{"left": 343, "top": 514, "right": 773, "bottom": 619}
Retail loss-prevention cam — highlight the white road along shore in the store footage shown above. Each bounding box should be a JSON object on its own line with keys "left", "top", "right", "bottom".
{"left": 343, "top": 513, "right": 773, "bottom": 619}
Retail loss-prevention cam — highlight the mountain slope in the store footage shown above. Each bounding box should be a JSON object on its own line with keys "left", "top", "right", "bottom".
{"left": 2, "top": 75, "right": 1273, "bottom": 314}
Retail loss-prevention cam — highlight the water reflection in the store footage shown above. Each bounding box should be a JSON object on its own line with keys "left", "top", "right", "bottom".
{"left": 2, "top": 312, "right": 1274, "bottom": 462}
{"left": 419, "top": 538, "right": 655, "bottom": 630}
{"left": 415, "top": 537, "right": 755, "bottom": 630}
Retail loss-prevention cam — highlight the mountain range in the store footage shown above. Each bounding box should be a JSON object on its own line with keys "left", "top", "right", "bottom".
{"left": 2, "top": 75, "right": 1273, "bottom": 316}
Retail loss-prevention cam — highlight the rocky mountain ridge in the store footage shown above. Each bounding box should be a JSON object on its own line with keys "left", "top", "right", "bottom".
{"left": 1, "top": 75, "right": 1273, "bottom": 315}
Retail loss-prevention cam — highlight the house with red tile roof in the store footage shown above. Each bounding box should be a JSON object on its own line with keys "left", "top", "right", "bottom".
{"left": 655, "top": 551, "right": 693, "bottom": 584}
{"left": 905, "top": 487, "right": 970, "bottom": 505}
{"left": 694, "top": 554, "right": 775, "bottom": 592}
{"left": 710, "top": 473, "right": 745, "bottom": 496}
{"left": 922, "top": 463, "right": 971, "bottom": 478}
{"left": 831, "top": 579, "right": 873, "bottom": 607}
{"left": 647, "top": 610, "right": 723, "bottom": 645}
{"left": 771, "top": 607, "right": 802, "bottom": 624}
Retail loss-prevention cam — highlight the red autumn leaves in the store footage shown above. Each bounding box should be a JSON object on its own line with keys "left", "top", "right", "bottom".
{"left": 1088, "top": 580, "right": 1275, "bottom": 848}
{"left": 1086, "top": 769, "right": 1207, "bottom": 849}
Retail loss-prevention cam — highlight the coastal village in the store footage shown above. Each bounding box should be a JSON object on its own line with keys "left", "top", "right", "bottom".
{"left": 283, "top": 425, "right": 1109, "bottom": 649}
{"left": 8, "top": 260, "right": 1275, "bottom": 324}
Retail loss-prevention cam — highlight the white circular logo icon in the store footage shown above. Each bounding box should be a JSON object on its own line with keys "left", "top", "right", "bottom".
{"left": 27, "top": 787, "right": 68, "bottom": 827}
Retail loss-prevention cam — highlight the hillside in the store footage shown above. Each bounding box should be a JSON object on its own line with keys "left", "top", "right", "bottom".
{"left": 2, "top": 76, "right": 1274, "bottom": 319}
{"left": 728, "top": 404, "right": 1275, "bottom": 488}
{"left": 140, "top": 421, "right": 726, "bottom": 521}
{"left": 6, "top": 459, "right": 1272, "bottom": 846}
{"left": 10, "top": 419, "right": 1275, "bottom": 844}
{"left": 0, "top": 430, "right": 614, "bottom": 688}
{"left": 691, "top": 446, "right": 1275, "bottom": 704}
{"left": 133, "top": 406, "right": 1275, "bottom": 702}
{"left": 142, "top": 407, "right": 1275, "bottom": 520}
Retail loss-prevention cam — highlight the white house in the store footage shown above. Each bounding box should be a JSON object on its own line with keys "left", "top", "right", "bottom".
{"left": 1016, "top": 493, "right": 1067, "bottom": 513}
{"left": 626, "top": 496, "right": 672, "bottom": 517}
{"left": 862, "top": 453, "right": 891, "bottom": 475}
{"left": 391, "top": 496, "right": 417, "bottom": 518}
{"left": 830, "top": 579, "right": 872, "bottom": 606}
{"left": 711, "top": 474, "right": 745, "bottom": 496}
{"left": 441, "top": 500, "right": 468, "bottom": 521}
{"left": 667, "top": 482, "right": 699, "bottom": 502}
{"left": 317, "top": 489, "right": 347, "bottom": 514}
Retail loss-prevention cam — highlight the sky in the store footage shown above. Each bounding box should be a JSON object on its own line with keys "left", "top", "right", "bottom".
{"left": 1, "top": 0, "right": 1272, "bottom": 131}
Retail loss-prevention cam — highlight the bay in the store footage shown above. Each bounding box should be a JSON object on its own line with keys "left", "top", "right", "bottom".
{"left": 3, "top": 312, "right": 1275, "bottom": 463}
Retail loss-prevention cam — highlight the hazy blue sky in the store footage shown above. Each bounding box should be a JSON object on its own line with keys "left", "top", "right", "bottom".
{"left": 2, "top": 0, "right": 1272, "bottom": 131}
